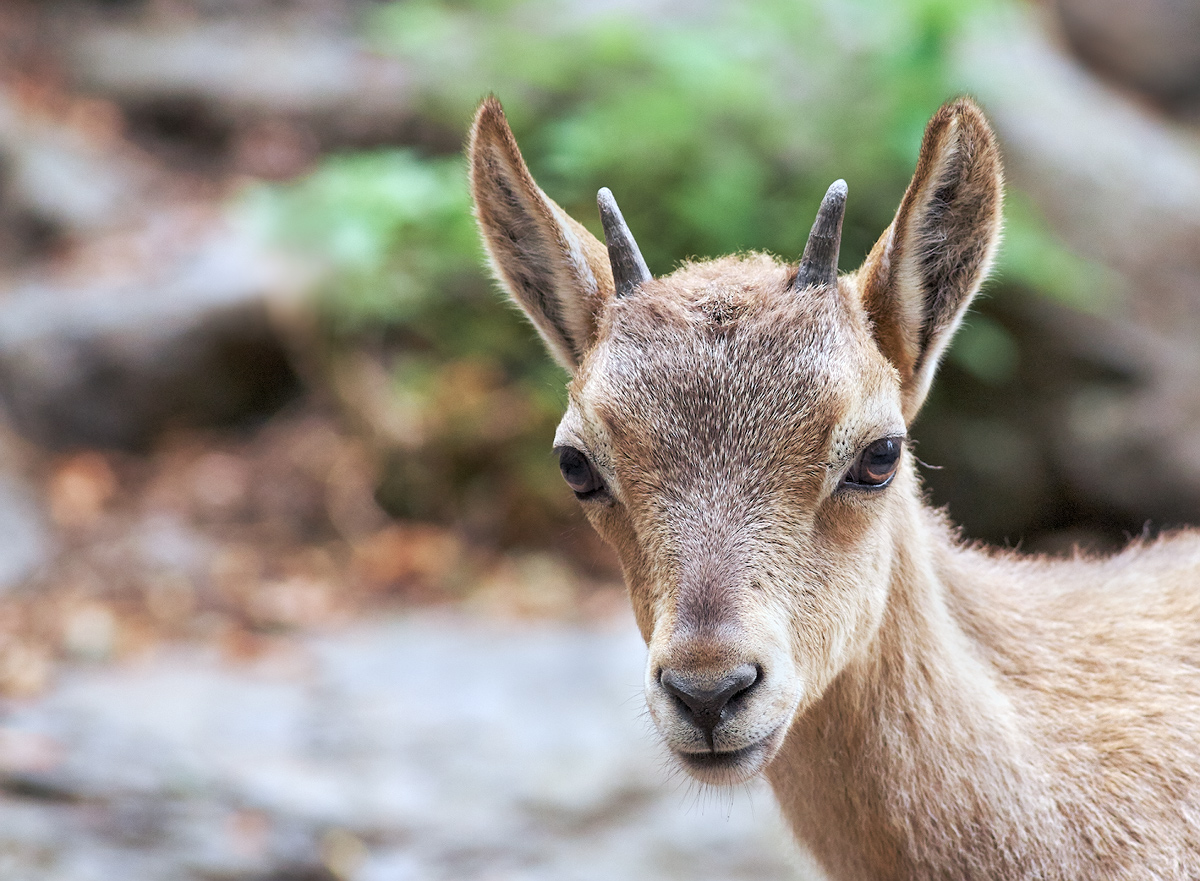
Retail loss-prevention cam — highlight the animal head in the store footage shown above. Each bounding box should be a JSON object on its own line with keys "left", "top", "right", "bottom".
{"left": 469, "top": 96, "right": 1002, "bottom": 784}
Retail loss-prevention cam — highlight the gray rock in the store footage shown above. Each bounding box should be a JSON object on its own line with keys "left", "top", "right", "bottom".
{"left": 66, "top": 20, "right": 418, "bottom": 146}
{"left": 954, "top": 13, "right": 1200, "bottom": 532}
{"left": 0, "top": 472, "right": 52, "bottom": 592}
{"left": 0, "top": 229, "right": 302, "bottom": 449}
{"left": 1050, "top": 0, "right": 1200, "bottom": 108}
{"left": 0, "top": 612, "right": 815, "bottom": 880}
{"left": 0, "top": 90, "right": 151, "bottom": 234}
{"left": 0, "top": 71, "right": 305, "bottom": 451}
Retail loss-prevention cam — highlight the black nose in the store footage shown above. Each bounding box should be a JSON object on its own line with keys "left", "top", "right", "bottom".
{"left": 660, "top": 664, "right": 761, "bottom": 747}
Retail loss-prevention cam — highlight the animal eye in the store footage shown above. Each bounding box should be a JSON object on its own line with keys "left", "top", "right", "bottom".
{"left": 556, "top": 446, "right": 606, "bottom": 498}
{"left": 843, "top": 437, "right": 903, "bottom": 489}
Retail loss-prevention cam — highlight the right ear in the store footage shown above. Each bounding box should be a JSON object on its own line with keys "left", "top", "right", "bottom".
{"left": 468, "top": 97, "right": 614, "bottom": 372}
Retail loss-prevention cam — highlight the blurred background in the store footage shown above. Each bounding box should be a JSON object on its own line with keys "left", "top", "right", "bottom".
{"left": 0, "top": 0, "right": 1199, "bottom": 877}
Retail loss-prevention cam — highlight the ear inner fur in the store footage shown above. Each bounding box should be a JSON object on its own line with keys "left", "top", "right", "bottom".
{"left": 468, "top": 96, "right": 614, "bottom": 371}
{"left": 856, "top": 98, "right": 1003, "bottom": 421}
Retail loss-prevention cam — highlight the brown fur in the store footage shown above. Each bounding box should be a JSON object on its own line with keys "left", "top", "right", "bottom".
{"left": 468, "top": 96, "right": 1200, "bottom": 879}
{"left": 468, "top": 96, "right": 613, "bottom": 369}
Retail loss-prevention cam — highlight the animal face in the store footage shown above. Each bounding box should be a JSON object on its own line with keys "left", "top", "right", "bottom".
{"left": 469, "top": 96, "right": 1002, "bottom": 783}
{"left": 559, "top": 257, "right": 910, "bottom": 780}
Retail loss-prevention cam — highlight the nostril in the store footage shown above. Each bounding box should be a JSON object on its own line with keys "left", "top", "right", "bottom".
{"left": 659, "top": 662, "right": 763, "bottom": 738}
{"left": 730, "top": 662, "right": 760, "bottom": 696}
{"left": 750, "top": 663, "right": 764, "bottom": 693}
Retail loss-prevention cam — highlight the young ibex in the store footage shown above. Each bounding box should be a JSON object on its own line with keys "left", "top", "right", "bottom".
{"left": 469, "top": 95, "right": 1200, "bottom": 879}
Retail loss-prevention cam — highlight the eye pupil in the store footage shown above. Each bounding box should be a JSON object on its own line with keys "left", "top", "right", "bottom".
{"left": 844, "top": 437, "right": 902, "bottom": 489}
{"left": 556, "top": 446, "right": 605, "bottom": 497}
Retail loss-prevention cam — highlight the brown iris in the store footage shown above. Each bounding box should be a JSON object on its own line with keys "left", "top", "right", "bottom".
{"left": 556, "top": 446, "right": 606, "bottom": 498}
{"left": 843, "top": 437, "right": 903, "bottom": 489}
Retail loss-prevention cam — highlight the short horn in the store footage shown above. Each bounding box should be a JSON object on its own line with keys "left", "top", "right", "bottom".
{"left": 794, "top": 180, "right": 847, "bottom": 291}
{"left": 598, "top": 187, "right": 651, "bottom": 298}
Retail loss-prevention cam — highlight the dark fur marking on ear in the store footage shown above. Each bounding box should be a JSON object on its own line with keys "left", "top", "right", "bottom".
{"left": 479, "top": 146, "right": 580, "bottom": 362}
{"left": 912, "top": 131, "right": 998, "bottom": 372}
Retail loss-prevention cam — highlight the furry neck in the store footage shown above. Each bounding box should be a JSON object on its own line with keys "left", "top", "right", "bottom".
{"left": 765, "top": 502, "right": 1062, "bottom": 881}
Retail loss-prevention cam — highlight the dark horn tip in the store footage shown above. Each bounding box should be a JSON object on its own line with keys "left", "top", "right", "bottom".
{"left": 794, "top": 178, "right": 848, "bottom": 292}
{"left": 812, "top": 180, "right": 847, "bottom": 233}
{"left": 597, "top": 186, "right": 652, "bottom": 298}
{"left": 597, "top": 186, "right": 614, "bottom": 211}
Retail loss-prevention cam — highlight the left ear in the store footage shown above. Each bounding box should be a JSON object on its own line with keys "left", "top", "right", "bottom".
{"left": 854, "top": 98, "right": 1004, "bottom": 423}
{"left": 468, "top": 96, "right": 613, "bottom": 373}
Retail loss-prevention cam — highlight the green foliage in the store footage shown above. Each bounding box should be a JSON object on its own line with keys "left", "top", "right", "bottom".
{"left": 245, "top": 151, "right": 478, "bottom": 331}
{"left": 244, "top": 148, "right": 571, "bottom": 538}
{"left": 364, "top": 0, "right": 988, "bottom": 269}
{"left": 245, "top": 0, "right": 1110, "bottom": 542}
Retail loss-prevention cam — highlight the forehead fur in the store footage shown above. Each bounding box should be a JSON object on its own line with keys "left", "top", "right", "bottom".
{"left": 638, "top": 253, "right": 796, "bottom": 325}
{"left": 573, "top": 253, "right": 895, "bottom": 504}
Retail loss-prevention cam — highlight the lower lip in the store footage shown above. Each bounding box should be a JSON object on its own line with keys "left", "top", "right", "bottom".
{"left": 675, "top": 741, "right": 766, "bottom": 775}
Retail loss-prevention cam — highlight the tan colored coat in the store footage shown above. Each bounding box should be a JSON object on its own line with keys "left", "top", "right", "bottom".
{"left": 469, "top": 94, "right": 1200, "bottom": 879}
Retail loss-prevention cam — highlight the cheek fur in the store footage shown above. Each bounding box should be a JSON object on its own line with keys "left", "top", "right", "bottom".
{"left": 586, "top": 504, "right": 660, "bottom": 642}
{"left": 763, "top": 505, "right": 896, "bottom": 701}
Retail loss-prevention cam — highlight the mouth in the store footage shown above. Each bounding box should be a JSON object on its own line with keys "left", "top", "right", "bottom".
{"left": 671, "top": 727, "right": 783, "bottom": 785}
